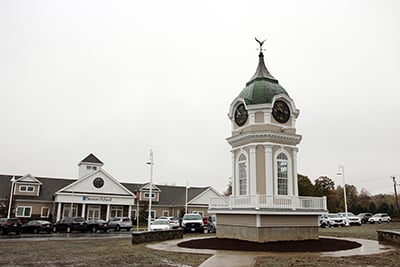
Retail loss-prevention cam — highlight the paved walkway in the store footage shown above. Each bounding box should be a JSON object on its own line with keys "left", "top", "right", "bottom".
{"left": 147, "top": 236, "right": 395, "bottom": 267}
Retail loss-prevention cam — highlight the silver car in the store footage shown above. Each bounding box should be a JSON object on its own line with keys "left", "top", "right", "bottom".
{"left": 108, "top": 217, "right": 132, "bottom": 231}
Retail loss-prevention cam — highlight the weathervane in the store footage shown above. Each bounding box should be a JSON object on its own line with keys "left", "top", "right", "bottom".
{"left": 255, "top": 37, "right": 267, "bottom": 52}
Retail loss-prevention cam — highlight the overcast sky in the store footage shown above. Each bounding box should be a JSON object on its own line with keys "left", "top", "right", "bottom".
{"left": 1, "top": 0, "right": 399, "bottom": 195}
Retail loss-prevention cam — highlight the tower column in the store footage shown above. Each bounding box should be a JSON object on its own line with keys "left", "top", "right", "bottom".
{"left": 264, "top": 144, "right": 273, "bottom": 195}
{"left": 293, "top": 148, "right": 299, "bottom": 196}
{"left": 231, "top": 150, "right": 236, "bottom": 195}
{"left": 249, "top": 146, "right": 256, "bottom": 195}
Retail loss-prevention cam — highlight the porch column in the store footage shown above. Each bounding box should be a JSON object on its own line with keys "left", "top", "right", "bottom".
{"left": 57, "top": 203, "right": 62, "bottom": 221}
{"left": 81, "top": 203, "right": 86, "bottom": 219}
{"left": 128, "top": 205, "right": 132, "bottom": 219}
{"left": 106, "top": 204, "right": 110, "bottom": 221}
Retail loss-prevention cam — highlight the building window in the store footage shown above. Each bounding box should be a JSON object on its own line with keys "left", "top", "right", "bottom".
{"left": 16, "top": 206, "right": 32, "bottom": 217}
{"left": 144, "top": 192, "right": 155, "bottom": 199}
{"left": 19, "top": 185, "right": 34, "bottom": 192}
{"left": 237, "top": 153, "right": 248, "bottom": 195}
{"left": 146, "top": 210, "right": 156, "bottom": 220}
{"left": 63, "top": 205, "right": 78, "bottom": 218}
{"left": 110, "top": 206, "right": 123, "bottom": 218}
{"left": 276, "top": 152, "right": 289, "bottom": 195}
{"left": 41, "top": 207, "right": 50, "bottom": 218}
{"left": 162, "top": 210, "right": 169, "bottom": 217}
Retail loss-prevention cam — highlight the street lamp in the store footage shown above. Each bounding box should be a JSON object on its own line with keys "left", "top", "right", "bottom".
{"left": 185, "top": 182, "right": 189, "bottom": 214}
{"left": 146, "top": 149, "right": 154, "bottom": 231}
{"left": 337, "top": 164, "right": 349, "bottom": 226}
{"left": 7, "top": 175, "right": 16, "bottom": 219}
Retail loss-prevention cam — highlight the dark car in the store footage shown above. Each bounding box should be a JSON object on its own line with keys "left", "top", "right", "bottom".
{"left": 53, "top": 217, "right": 87, "bottom": 233}
{"left": 22, "top": 220, "right": 52, "bottom": 234}
{"left": 358, "top": 213, "right": 373, "bottom": 224}
{"left": 87, "top": 219, "right": 109, "bottom": 233}
{"left": 0, "top": 218, "right": 22, "bottom": 235}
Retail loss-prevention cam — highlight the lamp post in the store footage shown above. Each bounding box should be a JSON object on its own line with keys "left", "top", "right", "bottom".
{"left": 185, "top": 182, "right": 189, "bottom": 215}
{"left": 146, "top": 149, "right": 154, "bottom": 231}
{"left": 337, "top": 164, "right": 349, "bottom": 226}
{"left": 7, "top": 176, "right": 16, "bottom": 219}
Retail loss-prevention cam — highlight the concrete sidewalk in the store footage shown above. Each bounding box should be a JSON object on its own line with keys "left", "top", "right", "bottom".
{"left": 146, "top": 236, "right": 394, "bottom": 267}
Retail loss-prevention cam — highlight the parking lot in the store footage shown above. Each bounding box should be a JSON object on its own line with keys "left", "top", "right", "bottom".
{"left": 0, "top": 228, "right": 133, "bottom": 242}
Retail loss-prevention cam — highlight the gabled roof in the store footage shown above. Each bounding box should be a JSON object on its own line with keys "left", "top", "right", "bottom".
{"left": 16, "top": 173, "right": 42, "bottom": 185}
{"left": 56, "top": 169, "right": 134, "bottom": 197}
{"left": 0, "top": 174, "right": 221, "bottom": 205}
{"left": 0, "top": 174, "right": 76, "bottom": 201}
{"left": 78, "top": 153, "right": 103, "bottom": 165}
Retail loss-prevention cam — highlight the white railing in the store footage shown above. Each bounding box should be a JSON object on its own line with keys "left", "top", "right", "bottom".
{"left": 209, "top": 195, "right": 327, "bottom": 211}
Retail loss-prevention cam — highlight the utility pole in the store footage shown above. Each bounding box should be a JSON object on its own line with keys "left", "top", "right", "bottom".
{"left": 392, "top": 176, "right": 400, "bottom": 220}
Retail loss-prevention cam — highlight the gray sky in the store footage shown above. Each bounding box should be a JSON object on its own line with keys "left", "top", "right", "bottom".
{"left": 1, "top": 0, "right": 399, "bottom": 195}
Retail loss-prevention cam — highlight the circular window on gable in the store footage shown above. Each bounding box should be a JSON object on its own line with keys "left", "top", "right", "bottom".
{"left": 93, "top": 177, "right": 104, "bottom": 188}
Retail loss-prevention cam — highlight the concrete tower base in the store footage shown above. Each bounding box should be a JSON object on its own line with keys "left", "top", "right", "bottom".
{"left": 215, "top": 213, "right": 320, "bottom": 242}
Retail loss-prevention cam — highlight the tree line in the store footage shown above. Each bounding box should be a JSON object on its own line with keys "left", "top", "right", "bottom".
{"left": 299, "top": 174, "right": 399, "bottom": 218}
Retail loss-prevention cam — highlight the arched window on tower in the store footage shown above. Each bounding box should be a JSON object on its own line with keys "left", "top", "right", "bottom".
{"left": 238, "top": 153, "right": 247, "bottom": 195}
{"left": 276, "top": 152, "right": 289, "bottom": 195}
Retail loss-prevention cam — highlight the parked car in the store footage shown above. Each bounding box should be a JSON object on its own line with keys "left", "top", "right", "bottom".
{"left": 182, "top": 213, "right": 204, "bottom": 233}
{"left": 157, "top": 216, "right": 180, "bottom": 229}
{"left": 368, "top": 213, "right": 391, "bottom": 224}
{"left": 202, "top": 215, "right": 216, "bottom": 233}
{"left": 53, "top": 217, "right": 88, "bottom": 233}
{"left": 208, "top": 215, "right": 217, "bottom": 233}
{"left": 108, "top": 217, "right": 132, "bottom": 231}
{"left": 319, "top": 213, "right": 345, "bottom": 228}
{"left": 0, "top": 217, "right": 22, "bottom": 235}
{"left": 338, "top": 212, "right": 362, "bottom": 226}
{"left": 87, "top": 219, "right": 109, "bottom": 233}
{"left": 357, "top": 213, "right": 373, "bottom": 224}
{"left": 150, "top": 219, "right": 172, "bottom": 231}
{"left": 22, "top": 220, "right": 52, "bottom": 234}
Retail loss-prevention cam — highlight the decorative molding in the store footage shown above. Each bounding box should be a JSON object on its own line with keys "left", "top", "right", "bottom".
{"left": 227, "top": 131, "right": 302, "bottom": 146}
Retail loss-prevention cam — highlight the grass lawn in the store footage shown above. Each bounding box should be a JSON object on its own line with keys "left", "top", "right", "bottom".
{"left": 0, "top": 223, "right": 398, "bottom": 266}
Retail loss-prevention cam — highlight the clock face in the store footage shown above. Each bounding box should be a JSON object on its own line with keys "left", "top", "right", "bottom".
{"left": 234, "top": 103, "right": 248, "bottom": 126}
{"left": 93, "top": 177, "right": 104, "bottom": 189}
{"left": 272, "top": 100, "right": 290, "bottom": 123}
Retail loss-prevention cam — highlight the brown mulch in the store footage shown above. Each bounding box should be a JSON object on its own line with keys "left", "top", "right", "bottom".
{"left": 178, "top": 237, "right": 361, "bottom": 252}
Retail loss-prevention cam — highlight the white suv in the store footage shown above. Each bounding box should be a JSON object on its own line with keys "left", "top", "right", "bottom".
{"left": 368, "top": 213, "right": 391, "bottom": 224}
{"left": 108, "top": 217, "right": 132, "bottom": 231}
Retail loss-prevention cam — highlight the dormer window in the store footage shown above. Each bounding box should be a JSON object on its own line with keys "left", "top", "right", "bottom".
{"left": 144, "top": 192, "right": 155, "bottom": 199}
{"left": 19, "top": 185, "right": 34, "bottom": 192}
{"left": 86, "top": 166, "right": 97, "bottom": 170}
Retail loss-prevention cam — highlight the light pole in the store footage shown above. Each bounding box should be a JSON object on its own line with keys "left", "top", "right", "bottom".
{"left": 185, "top": 182, "right": 189, "bottom": 215}
{"left": 337, "top": 164, "right": 349, "bottom": 226}
{"left": 146, "top": 149, "right": 154, "bottom": 231}
{"left": 7, "top": 176, "right": 16, "bottom": 219}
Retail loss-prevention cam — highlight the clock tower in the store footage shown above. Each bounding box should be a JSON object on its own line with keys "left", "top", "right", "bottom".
{"left": 209, "top": 40, "right": 327, "bottom": 242}
{"left": 227, "top": 44, "right": 301, "bottom": 198}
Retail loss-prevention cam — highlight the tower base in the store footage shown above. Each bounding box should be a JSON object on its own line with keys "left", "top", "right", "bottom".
{"left": 215, "top": 213, "right": 320, "bottom": 242}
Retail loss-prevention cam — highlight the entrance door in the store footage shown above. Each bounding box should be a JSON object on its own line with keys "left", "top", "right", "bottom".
{"left": 87, "top": 205, "right": 101, "bottom": 220}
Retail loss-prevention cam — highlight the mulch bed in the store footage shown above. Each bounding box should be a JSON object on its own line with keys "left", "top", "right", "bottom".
{"left": 178, "top": 237, "right": 361, "bottom": 252}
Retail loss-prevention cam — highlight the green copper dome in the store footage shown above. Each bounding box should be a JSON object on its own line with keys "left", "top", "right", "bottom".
{"left": 239, "top": 52, "right": 288, "bottom": 105}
